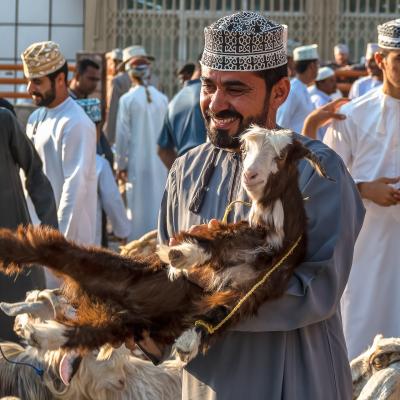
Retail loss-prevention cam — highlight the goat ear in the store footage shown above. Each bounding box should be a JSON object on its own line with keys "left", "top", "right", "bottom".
{"left": 288, "top": 140, "right": 334, "bottom": 181}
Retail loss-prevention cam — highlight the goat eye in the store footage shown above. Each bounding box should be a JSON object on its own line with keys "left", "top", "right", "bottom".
{"left": 371, "top": 354, "right": 389, "bottom": 370}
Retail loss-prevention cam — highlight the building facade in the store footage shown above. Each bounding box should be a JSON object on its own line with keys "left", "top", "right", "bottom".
{"left": 0, "top": 0, "right": 399, "bottom": 98}
{"left": 85, "top": 0, "right": 400, "bottom": 97}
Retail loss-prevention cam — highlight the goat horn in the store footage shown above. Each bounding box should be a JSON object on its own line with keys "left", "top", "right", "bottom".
{"left": 0, "top": 300, "right": 47, "bottom": 316}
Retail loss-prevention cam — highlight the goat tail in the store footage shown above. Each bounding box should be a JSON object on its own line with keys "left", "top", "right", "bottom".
{"left": 0, "top": 225, "right": 163, "bottom": 284}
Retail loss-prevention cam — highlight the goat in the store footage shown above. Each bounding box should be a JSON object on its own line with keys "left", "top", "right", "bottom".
{"left": 0, "top": 290, "right": 182, "bottom": 400}
{"left": 0, "top": 127, "right": 330, "bottom": 358}
{"left": 351, "top": 334, "right": 400, "bottom": 399}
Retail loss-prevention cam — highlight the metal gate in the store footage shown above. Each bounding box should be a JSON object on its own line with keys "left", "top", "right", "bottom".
{"left": 100, "top": 0, "right": 400, "bottom": 97}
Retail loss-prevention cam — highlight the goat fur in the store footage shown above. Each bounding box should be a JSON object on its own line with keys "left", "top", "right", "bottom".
{"left": 0, "top": 127, "right": 329, "bottom": 355}
{"left": 0, "top": 289, "right": 182, "bottom": 400}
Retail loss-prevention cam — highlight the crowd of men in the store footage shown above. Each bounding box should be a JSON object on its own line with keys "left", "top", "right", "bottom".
{"left": 0, "top": 11, "right": 400, "bottom": 399}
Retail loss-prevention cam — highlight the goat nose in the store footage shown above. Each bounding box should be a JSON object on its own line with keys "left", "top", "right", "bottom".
{"left": 118, "top": 379, "right": 125, "bottom": 386}
{"left": 244, "top": 170, "right": 258, "bottom": 182}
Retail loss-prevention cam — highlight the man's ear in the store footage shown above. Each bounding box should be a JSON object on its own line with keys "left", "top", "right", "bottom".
{"left": 374, "top": 52, "right": 385, "bottom": 72}
{"left": 269, "top": 77, "right": 290, "bottom": 111}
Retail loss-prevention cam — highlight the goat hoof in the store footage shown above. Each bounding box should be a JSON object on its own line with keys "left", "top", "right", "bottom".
{"left": 175, "top": 328, "right": 201, "bottom": 364}
{"left": 168, "top": 249, "right": 184, "bottom": 267}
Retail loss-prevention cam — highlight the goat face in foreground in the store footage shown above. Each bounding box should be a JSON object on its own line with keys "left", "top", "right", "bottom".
{"left": 0, "top": 127, "right": 330, "bottom": 359}
{"left": 351, "top": 334, "right": 400, "bottom": 399}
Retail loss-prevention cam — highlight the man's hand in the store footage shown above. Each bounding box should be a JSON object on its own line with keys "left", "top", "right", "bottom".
{"left": 302, "top": 98, "right": 349, "bottom": 139}
{"left": 358, "top": 177, "right": 400, "bottom": 206}
{"left": 117, "top": 169, "right": 127, "bottom": 183}
{"left": 169, "top": 219, "right": 221, "bottom": 246}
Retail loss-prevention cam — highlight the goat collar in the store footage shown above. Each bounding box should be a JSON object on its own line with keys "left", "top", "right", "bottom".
{"left": 195, "top": 234, "right": 303, "bottom": 335}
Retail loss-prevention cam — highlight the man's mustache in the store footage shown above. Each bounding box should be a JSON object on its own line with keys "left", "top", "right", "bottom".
{"left": 206, "top": 109, "right": 242, "bottom": 120}
{"left": 32, "top": 92, "right": 43, "bottom": 98}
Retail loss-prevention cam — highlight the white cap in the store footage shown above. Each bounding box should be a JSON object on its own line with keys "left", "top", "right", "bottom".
{"left": 334, "top": 44, "right": 349, "bottom": 55}
{"left": 293, "top": 44, "right": 319, "bottom": 61}
{"left": 365, "top": 43, "right": 379, "bottom": 59}
{"left": 315, "top": 66, "right": 335, "bottom": 82}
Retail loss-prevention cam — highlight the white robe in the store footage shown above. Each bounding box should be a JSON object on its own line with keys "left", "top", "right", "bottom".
{"left": 277, "top": 77, "right": 315, "bottom": 133}
{"left": 95, "top": 155, "right": 130, "bottom": 245}
{"left": 349, "top": 75, "right": 383, "bottom": 99}
{"left": 26, "top": 97, "right": 97, "bottom": 244}
{"left": 324, "top": 88, "right": 400, "bottom": 359}
{"left": 115, "top": 85, "right": 168, "bottom": 240}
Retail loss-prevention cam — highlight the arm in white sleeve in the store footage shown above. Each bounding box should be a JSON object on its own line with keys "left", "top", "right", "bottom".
{"left": 115, "top": 97, "right": 131, "bottom": 171}
{"left": 323, "top": 114, "right": 355, "bottom": 167}
{"left": 97, "top": 157, "right": 130, "bottom": 239}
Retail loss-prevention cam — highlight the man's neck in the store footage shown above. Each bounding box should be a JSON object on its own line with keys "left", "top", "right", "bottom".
{"left": 68, "top": 85, "right": 86, "bottom": 99}
{"left": 382, "top": 79, "right": 400, "bottom": 100}
{"left": 297, "top": 73, "right": 311, "bottom": 86}
{"left": 47, "top": 90, "right": 69, "bottom": 109}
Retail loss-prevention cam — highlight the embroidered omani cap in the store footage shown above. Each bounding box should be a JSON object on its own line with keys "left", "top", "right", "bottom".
{"left": 21, "top": 41, "right": 66, "bottom": 79}
{"left": 315, "top": 66, "right": 334, "bottom": 82}
{"left": 76, "top": 98, "right": 102, "bottom": 123}
{"left": 365, "top": 43, "right": 379, "bottom": 59}
{"left": 293, "top": 44, "right": 319, "bottom": 61}
{"left": 378, "top": 19, "right": 400, "bottom": 50}
{"left": 201, "top": 11, "right": 287, "bottom": 71}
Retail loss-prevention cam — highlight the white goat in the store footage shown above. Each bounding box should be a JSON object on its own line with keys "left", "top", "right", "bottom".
{"left": 0, "top": 289, "right": 182, "bottom": 400}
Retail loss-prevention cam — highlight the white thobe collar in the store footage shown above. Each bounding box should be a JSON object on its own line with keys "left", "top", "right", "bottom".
{"left": 377, "top": 88, "right": 400, "bottom": 136}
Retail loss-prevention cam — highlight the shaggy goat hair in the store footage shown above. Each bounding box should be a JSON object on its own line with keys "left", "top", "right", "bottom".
{"left": 0, "top": 127, "right": 330, "bottom": 356}
{"left": 0, "top": 289, "right": 182, "bottom": 400}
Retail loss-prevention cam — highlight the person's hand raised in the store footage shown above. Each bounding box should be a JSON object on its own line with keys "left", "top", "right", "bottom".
{"left": 302, "top": 98, "right": 349, "bottom": 139}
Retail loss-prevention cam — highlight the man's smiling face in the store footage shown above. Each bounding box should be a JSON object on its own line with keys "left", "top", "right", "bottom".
{"left": 200, "top": 66, "right": 270, "bottom": 149}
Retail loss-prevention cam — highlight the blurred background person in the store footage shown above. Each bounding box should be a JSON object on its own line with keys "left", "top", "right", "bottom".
{"left": 177, "top": 62, "right": 195, "bottom": 86}
{"left": 104, "top": 45, "right": 158, "bottom": 144}
{"left": 22, "top": 41, "right": 97, "bottom": 287}
{"left": 115, "top": 54, "right": 168, "bottom": 240}
{"left": 68, "top": 58, "right": 101, "bottom": 100}
{"left": 277, "top": 44, "right": 318, "bottom": 133}
{"left": 157, "top": 58, "right": 206, "bottom": 169}
{"left": 307, "top": 66, "right": 338, "bottom": 140}
{"left": 0, "top": 107, "right": 57, "bottom": 340}
{"left": 349, "top": 43, "right": 383, "bottom": 99}
{"left": 331, "top": 43, "right": 353, "bottom": 69}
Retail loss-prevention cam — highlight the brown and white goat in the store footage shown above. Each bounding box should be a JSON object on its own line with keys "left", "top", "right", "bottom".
{"left": 0, "top": 127, "right": 330, "bottom": 357}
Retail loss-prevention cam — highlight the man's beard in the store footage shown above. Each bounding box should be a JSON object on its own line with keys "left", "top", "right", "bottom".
{"left": 32, "top": 81, "right": 56, "bottom": 107}
{"left": 205, "top": 100, "right": 270, "bottom": 150}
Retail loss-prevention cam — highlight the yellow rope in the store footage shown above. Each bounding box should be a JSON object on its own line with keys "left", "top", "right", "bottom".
{"left": 194, "top": 234, "right": 303, "bottom": 335}
{"left": 221, "top": 200, "right": 252, "bottom": 224}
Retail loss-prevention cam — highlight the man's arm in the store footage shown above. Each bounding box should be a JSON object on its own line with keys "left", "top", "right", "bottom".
{"left": 6, "top": 109, "right": 58, "bottom": 229}
{"left": 157, "top": 114, "right": 177, "bottom": 170}
{"left": 58, "top": 119, "right": 97, "bottom": 241}
{"left": 97, "top": 157, "right": 130, "bottom": 240}
{"left": 115, "top": 97, "right": 130, "bottom": 175}
{"left": 325, "top": 115, "right": 400, "bottom": 206}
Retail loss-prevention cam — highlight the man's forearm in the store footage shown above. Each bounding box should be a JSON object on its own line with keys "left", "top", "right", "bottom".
{"left": 158, "top": 146, "right": 177, "bottom": 170}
